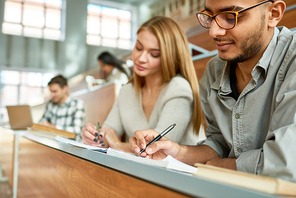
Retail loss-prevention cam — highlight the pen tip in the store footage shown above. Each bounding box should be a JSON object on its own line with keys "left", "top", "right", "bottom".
{"left": 172, "top": 123, "right": 176, "bottom": 127}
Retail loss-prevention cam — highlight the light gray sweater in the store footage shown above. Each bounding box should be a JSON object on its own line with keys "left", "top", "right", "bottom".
{"left": 103, "top": 75, "right": 203, "bottom": 145}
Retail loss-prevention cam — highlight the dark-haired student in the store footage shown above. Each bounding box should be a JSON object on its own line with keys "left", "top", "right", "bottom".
{"left": 81, "top": 16, "right": 206, "bottom": 152}
{"left": 130, "top": 0, "right": 296, "bottom": 182}
{"left": 39, "top": 75, "right": 85, "bottom": 141}
{"left": 97, "top": 51, "right": 133, "bottom": 85}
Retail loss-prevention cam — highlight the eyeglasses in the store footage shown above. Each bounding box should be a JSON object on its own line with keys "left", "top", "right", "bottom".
{"left": 196, "top": 0, "right": 274, "bottom": 30}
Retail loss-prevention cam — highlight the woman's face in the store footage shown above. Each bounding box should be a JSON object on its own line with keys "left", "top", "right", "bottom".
{"left": 99, "top": 60, "right": 114, "bottom": 75}
{"left": 132, "top": 29, "right": 162, "bottom": 78}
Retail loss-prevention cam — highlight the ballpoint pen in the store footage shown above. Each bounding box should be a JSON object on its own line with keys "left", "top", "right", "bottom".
{"left": 94, "top": 122, "right": 100, "bottom": 142}
{"left": 139, "top": 123, "right": 176, "bottom": 154}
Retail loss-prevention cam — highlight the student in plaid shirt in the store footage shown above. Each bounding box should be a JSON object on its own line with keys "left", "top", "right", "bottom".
{"left": 39, "top": 75, "right": 85, "bottom": 141}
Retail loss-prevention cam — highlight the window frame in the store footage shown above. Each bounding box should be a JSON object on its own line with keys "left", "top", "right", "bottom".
{"left": 0, "top": 67, "right": 59, "bottom": 122}
{"left": 87, "top": 0, "right": 137, "bottom": 50}
{"left": 1, "top": 0, "right": 66, "bottom": 41}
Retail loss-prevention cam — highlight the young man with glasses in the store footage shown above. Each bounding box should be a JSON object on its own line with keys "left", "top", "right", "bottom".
{"left": 130, "top": 0, "right": 296, "bottom": 182}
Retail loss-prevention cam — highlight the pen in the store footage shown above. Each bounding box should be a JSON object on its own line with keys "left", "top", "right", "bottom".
{"left": 97, "top": 122, "right": 100, "bottom": 131}
{"left": 94, "top": 122, "right": 100, "bottom": 142}
{"left": 139, "top": 123, "right": 176, "bottom": 154}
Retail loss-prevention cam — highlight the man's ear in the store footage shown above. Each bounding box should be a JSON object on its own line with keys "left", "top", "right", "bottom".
{"left": 63, "top": 85, "right": 68, "bottom": 94}
{"left": 268, "top": 1, "right": 286, "bottom": 28}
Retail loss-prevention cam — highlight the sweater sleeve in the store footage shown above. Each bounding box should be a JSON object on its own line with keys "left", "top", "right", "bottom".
{"left": 102, "top": 88, "right": 125, "bottom": 137}
{"left": 153, "top": 76, "right": 195, "bottom": 144}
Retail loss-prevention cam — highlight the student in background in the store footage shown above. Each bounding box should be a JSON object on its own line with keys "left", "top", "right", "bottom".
{"left": 82, "top": 16, "right": 206, "bottom": 152}
{"left": 97, "top": 51, "right": 132, "bottom": 85}
{"left": 39, "top": 75, "right": 85, "bottom": 141}
{"left": 130, "top": 0, "right": 296, "bottom": 182}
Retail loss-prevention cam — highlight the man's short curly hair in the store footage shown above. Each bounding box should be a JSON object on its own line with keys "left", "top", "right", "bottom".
{"left": 48, "top": 75, "right": 67, "bottom": 88}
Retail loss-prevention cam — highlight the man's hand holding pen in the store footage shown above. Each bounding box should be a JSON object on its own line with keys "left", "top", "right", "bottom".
{"left": 129, "top": 124, "right": 182, "bottom": 160}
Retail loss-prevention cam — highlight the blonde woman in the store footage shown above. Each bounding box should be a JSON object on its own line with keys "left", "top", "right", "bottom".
{"left": 82, "top": 16, "right": 205, "bottom": 152}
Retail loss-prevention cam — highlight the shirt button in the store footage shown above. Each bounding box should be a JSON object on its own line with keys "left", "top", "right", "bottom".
{"left": 237, "top": 147, "right": 243, "bottom": 153}
{"left": 235, "top": 113, "right": 240, "bottom": 119}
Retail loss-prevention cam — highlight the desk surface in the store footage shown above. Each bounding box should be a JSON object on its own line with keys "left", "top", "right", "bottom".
{"left": 14, "top": 131, "right": 281, "bottom": 198}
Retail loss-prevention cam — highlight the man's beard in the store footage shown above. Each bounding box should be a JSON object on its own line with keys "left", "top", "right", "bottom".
{"left": 219, "top": 15, "right": 265, "bottom": 63}
{"left": 228, "top": 31, "right": 263, "bottom": 63}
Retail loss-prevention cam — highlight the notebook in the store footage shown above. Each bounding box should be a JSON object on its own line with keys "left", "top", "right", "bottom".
{"left": 6, "top": 105, "right": 33, "bottom": 130}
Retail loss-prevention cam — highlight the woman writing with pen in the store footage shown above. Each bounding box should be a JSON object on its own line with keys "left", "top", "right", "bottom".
{"left": 81, "top": 16, "right": 206, "bottom": 152}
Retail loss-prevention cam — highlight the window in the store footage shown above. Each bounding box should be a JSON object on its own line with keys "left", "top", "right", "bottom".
{"left": 86, "top": 4, "right": 132, "bottom": 49}
{"left": 2, "top": 0, "right": 64, "bottom": 40}
{"left": 0, "top": 70, "right": 55, "bottom": 122}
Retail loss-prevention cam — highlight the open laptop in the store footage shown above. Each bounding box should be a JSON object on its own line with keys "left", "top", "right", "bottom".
{"left": 6, "top": 105, "right": 33, "bottom": 130}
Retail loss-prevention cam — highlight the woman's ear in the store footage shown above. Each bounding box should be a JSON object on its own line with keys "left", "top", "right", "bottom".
{"left": 268, "top": 1, "right": 286, "bottom": 28}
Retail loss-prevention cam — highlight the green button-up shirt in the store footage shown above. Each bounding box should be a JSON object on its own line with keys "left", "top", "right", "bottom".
{"left": 199, "top": 27, "right": 296, "bottom": 182}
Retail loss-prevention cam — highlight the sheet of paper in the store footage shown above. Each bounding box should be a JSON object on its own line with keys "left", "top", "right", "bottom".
{"left": 107, "top": 148, "right": 168, "bottom": 167}
{"left": 55, "top": 136, "right": 107, "bottom": 152}
{"left": 163, "top": 155, "right": 197, "bottom": 174}
{"left": 107, "top": 148, "right": 197, "bottom": 173}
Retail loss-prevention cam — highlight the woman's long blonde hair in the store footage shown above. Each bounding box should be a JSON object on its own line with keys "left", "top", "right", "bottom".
{"left": 129, "top": 16, "right": 205, "bottom": 135}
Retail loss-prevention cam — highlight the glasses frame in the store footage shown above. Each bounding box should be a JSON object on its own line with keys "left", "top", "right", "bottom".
{"left": 196, "top": 0, "right": 274, "bottom": 30}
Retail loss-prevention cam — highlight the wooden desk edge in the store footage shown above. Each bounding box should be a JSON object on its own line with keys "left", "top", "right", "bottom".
{"left": 18, "top": 132, "right": 280, "bottom": 198}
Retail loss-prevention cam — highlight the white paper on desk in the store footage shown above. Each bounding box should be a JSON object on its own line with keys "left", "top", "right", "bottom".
{"left": 162, "top": 155, "right": 197, "bottom": 174}
{"left": 107, "top": 148, "right": 197, "bottom": 174}
{"left": 55, "top": 136, "right": 107, "bottom": 153}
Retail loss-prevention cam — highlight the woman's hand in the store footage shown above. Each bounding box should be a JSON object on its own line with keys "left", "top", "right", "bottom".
{"left": 98, "top": 127, "right": 122, "bottom": 148}
{"left": 81, "top": 123, "right": 104, "bottom": 147}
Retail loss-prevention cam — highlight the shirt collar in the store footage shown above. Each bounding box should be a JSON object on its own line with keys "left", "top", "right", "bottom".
{"left": 112, "top": 68, "right": 118, "bottom": 75}
{"left": 211, "top": 61, "right": 231, "bottom": 94}
{"left": 211, "top": 27, "right": 280, "bottom": 92}
{"left": 60, "top": 96, "right": 71, "bottom": 107}
{"left": 253, "top": 27, "right": 279, "bottom": 74}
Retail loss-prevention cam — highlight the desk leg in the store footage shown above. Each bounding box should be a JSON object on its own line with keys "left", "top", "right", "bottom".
{"left": 12, "top": 134, "right": 19, "bottom": 198}
{"left": 0, "top": 163, "right": 8, "bottom": 182}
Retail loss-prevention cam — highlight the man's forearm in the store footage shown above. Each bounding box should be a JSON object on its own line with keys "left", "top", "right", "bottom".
{"left": 206, "top": 158, "right": 237, "bottom": 170}
{"left": 176, "top": 145, "right": 220, "bottom": 166}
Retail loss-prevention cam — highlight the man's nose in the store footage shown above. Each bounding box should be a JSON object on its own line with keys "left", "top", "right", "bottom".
{"left": 209, "top": 19, "right": 227, "bottom": 38}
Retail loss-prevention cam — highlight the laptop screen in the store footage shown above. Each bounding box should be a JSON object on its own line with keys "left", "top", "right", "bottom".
{"left": 6, "top": 105, "right": 33, "bottom": 130}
